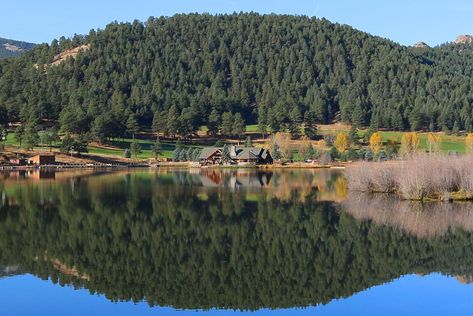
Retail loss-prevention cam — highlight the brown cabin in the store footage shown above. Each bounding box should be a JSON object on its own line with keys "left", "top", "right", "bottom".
{"left": 28, "top": 154, "right": 56, "bottom": 166}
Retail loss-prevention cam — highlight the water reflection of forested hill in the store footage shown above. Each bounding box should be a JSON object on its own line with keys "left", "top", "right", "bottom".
{"left": 1, "top": 171, "right": 473, "bottom": 310}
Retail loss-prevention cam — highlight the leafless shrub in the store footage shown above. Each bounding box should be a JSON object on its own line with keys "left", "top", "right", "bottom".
{"left": 346, "top": 154, "right": 473, "bottom": 200}
{"left": 346, "top": 161, "right": 397, "bottom": 193}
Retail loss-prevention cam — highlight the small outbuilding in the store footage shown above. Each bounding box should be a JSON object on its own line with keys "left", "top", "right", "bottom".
{"left": 9, "top": 157, "right": 27, "bottom": 166}
{"left": 28, "top": 154, "right": 56, "bottom": 166}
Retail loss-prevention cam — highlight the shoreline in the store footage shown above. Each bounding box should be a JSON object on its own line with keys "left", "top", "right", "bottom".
{"left": 0, "top": 161, "right": 348, "bottom": 171}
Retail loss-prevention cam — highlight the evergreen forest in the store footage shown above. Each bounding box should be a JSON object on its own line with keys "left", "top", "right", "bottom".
{"left": 1, "top": 13, "right": 473, "bottom": 142}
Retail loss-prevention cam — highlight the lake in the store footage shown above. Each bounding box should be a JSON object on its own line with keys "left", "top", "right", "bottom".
{"left": 1, "top": 168, "right": 473, "bottom": 316}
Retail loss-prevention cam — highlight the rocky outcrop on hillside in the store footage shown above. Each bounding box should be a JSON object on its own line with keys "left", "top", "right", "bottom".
{"left": 454, "top": 35, "right": 473, "bottom": 44}
{"left": 413, "top": 41, "right": 429, "bottom": 48}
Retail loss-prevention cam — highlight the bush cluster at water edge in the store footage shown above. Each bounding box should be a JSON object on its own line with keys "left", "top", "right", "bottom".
{"left": 345, "top": 154, "right": 473, "bottom": 201}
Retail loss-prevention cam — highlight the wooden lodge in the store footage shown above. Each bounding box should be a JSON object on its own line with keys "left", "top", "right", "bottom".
{"left": 229, "top": 146, "right": 273, "bottom": 165}
{"left": 199, "top": 146, "right": 272, "bottom": 166}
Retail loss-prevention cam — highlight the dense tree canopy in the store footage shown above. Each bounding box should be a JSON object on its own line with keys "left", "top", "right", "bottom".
{"left": 1, "top": 13, "right": 473, "bottom": 140}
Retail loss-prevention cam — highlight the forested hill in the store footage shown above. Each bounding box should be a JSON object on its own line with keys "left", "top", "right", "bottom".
{"left": 1, "top": 13, "right": 473, "bottom": 140}
{"left": 0, "top": 37, "right": 35, "bottom": 59}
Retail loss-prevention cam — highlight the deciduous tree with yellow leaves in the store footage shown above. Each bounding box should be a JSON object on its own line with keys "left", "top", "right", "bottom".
{"left": 334, "top": 132, "right": 349, "bottom": 153}
{"left": 427, "top": 133, "right": 441, "bottom": 153}
{"left": 401, "top": 132, "right": 420, "bottom": 155}
{"left": 369, "top": 132, "right": 382, "bottom": 154}
{"left": 466, "top": 133, "right": 473, "bottom": 153}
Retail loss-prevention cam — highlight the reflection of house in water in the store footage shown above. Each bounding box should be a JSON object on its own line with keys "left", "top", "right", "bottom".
{"left": 229, "top": 172, "right": 273, "bottom": 189}
{"left": 29, "top": 170, "right": 56, "bottom": 180}
{"left": 0, "top": 169, "right": 56, "bottom": 181}
{"left": 199, "top": 170, "right": 223, "bottom": 187}
{"left": 198, "top": 170, "right": 273, "bottom": 190}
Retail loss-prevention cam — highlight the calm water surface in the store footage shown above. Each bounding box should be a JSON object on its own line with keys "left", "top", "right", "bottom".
{"left": 1, "top": 168, "right": 473, "bottom": 316}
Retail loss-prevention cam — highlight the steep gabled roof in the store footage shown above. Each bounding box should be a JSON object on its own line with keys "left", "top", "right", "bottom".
{"left": 230, "top": 146, "right": 268, "bottom": 160}
{"left": 198, "top": 147, "right": 221, "bottom": 160}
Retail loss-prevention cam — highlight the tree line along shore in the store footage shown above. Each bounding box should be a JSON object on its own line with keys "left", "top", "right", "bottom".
{"left": 1, "top": 122, "right": 473, "bottom": 168}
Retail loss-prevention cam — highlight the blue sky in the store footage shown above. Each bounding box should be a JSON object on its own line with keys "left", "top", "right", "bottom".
{"left": 2, "top": 0, "right": 472, "bottom": 46}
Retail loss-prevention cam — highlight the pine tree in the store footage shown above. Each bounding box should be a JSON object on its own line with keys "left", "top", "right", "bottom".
{"left": 14, "top": 125, "right": 24, "bottom": 147}
{"left": 351, "top": 103, "right": 365, "bottom": 128}
{"left": 244, "top": 136, "right": 252, "bottom": 147}
{"left": 348, "top": 126, "right": 358, "bottom": 144}
{"left": 130, "top": 141, "right": 141, "bottom": 158}
{"left": 152, "top": 138, "right": 162, "bottom": 159}
{"left": 192, "top": 148, "right": 202, "bottom": 161}
{"left": 222, "top": 144, "right": 231, "bottom": 163}
{"left": 166, "top": 105, "right": 179, "bottom": 138}
{"left": 179, "top": 148, "right": 187, "bottom": 161}
{"left": 74, "top": 134, "right": 89, "bottom": 155}
{"left": 303, "top": 111, "right": 317, "bottom": 140}
{"left": 257, "top": 104, "right": 268, "bottom": 139}
{"left": 60, "top": 133, "right": 75, "bottom": 154}
{"left": 152, "top": 111, "right": 167, "bottom": 136}
{"left": 221, "top": 112, "right": 233, "bottom": 136}
{"left": 208, "top": 109, "right": 221, "bottom": 136}
{"left": 126, "top": 114, "right": 139, "bottom": 140}
{"left": 232, "top": 113, "right": 245, "bottom": 139}
{"left": 171, "top": 148, "right": 181, "bottom": 162}
{"left": 123, "top": 148, "right": 131, "bottom": 158}
{"left": 288, "top": 107, "right": 302, "bottom": 139}
{"left": 452, "top": 120, "right": 460, "bottom": 134}
{"left": 22, "top": 125, "right": 39, "bottom": 151}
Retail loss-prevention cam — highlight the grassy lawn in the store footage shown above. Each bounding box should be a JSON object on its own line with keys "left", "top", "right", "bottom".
{"left": 245, "top": 124, "right": 259, "bottom": 132}
{"left": 4, "top": 133, "right": 201, "bottom": 159}
{"left": 318, "top": 127, "right": 467, "bottom": 154}
{"left": 2, "top": 125, "right": 469, "bottom": 160}
{"left": 88, "top": 138, "right": 202, "bottom": 159}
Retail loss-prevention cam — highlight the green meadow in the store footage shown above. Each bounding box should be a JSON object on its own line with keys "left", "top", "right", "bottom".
{"left": 2, "top": 125, "right": 469, "bottom": 160}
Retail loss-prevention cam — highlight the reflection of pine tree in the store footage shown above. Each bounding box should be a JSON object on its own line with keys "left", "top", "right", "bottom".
{"left": 2, "top": 172, "right": 473, "bottom": 310}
